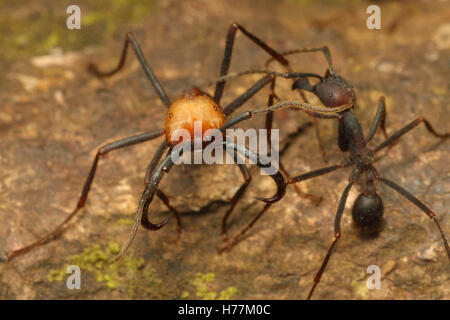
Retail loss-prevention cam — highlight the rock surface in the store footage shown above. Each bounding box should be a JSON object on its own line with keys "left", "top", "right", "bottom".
{"left": 0, "top": 0, "right": 448, "bottom": 299}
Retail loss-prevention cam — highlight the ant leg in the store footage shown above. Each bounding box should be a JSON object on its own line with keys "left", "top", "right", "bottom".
{"left": 263, "top": 79, "right": 323, "bottom": 203}
{"left": 214, "top": 22, "right": 289, "bottom": 104}
{"left": 217, "top": 202, "right": 272, "bottom": 253}
{"left": 307, "top": 182, "right": 353, "bottom": 300}
{"left": 279, "top": 162, "right": 322, "bottom": 205}
{"left": 4, "top": 129, "right": 165, "bottom": 262}
{"left": 265, "top": 46, "right": 335, "bottom": 74}
{"left": 279, "top": 122, "right": 313, "bottom": 156}
{"left": 294, "top": 87, "right": 329, "bottom": 162}
{"left": 88, "top": 32, "right": 171, "bottom": 107}
{"left": 217, "top": 139, "right": 287, "bottom": 253}
{"left": 223, "top": 140, "right": 286, "bottom": 203}
{"left": 265, "top": 77, "right": 277, "bottom": 153}
{"left": 115, "top": 150, "right": 175, "bottom": 261}
{"left": 223, "top": 75, "right": 273, "bottom": 116}
{"left": 366, "top": 96, "right": 388, "bottom": 143}
{"left": 210, "top": 70, "right": 322, "bottom": 87}
{"left": 380, "top": 177, "right": 450, "bottom": 260}
{"left": 215, "top": 100, "right": 346, "bottom": 146}
{"left": 221, "top": 163, "right": 252, "bottom": 242}
{"left": 288, "top": 160, "right": 351, "bottom": 184}
{"left": 221, "top": 101, "right": 345, "bottom": 133}
{"left": 251, "top": 100, "right": 351, "bottom": 116}
{"left": 374, "top": 116, "right": 449, "bottom": 153}
{"left": 265, "top": 108, "right": 274, "bottom": 150}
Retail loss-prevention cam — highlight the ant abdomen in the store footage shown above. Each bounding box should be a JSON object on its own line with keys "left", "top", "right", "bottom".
{"left": 352, "top": 193, "right": 384, "bottom": 236}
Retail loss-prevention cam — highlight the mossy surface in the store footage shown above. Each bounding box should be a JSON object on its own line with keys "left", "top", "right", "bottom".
{"left": 180, "top": 273, "right": 237, "bottom": 300}
{"left": 47, "top": 241, "right": 164, "bottom": 298}
{"left": 0, "top": 0, "right": 157, "bottom": 68}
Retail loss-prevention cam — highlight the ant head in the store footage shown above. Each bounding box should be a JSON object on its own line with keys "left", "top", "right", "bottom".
{"left": 314, "top": 70, "right": 356, "bottom": 108}
{"left": 352, "top": 192, "right": 384, "bottom": 236}
{"left": 165, "top": 87, "right": 225, "bottom": 146}
{"left": 292, "top": 69, "right": 356, "bottom": 109}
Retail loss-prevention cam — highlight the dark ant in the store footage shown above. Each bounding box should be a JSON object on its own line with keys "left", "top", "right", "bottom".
{"left": 212, "top": 46, "right": 449, "bottom": 299}
{"left": 291, "top": 75, "right": 449, "bottom": 299}
{"left": 266, "top": 47, "right": 450, "bottom": 298}
{"left": 274, "top": 50, "right": 450, "bottom": 299}
{"left": 0, "top": 24, "right": 348, "bottom": 263}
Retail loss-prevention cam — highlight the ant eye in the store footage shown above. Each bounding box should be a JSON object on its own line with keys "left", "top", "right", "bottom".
{"left": 169, "top": 112, "right": 173, "bottom": 118}
{"left": 213, "top": 106, "right": 218, "bottom": 111}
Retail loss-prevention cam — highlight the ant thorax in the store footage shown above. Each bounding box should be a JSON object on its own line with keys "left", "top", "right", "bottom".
{"left": 164, "top": 88, "right": 225, "bottom": 145}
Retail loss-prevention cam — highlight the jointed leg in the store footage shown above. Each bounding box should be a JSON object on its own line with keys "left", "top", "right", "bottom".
{"left": 88, "top": 32, "right": 171, "bottom": 107}
{"left": 277, "top": 162, "right": 322, "bottom": 205}
{"left": 366, "top": 96, "right": 388, "bottom": 143}
{"left": 221, "top": 163, "right": 252, "bottom": 242}
{"left": 217, "top": 202, "right": 272, "bottom": 254}
{"left": 221, "top": 100, "right": 345, "bottom": 133}
{"left": 374, "top": 116, "right": 449, "bottom": 153}
{"left": 209, "top": 70, "right": 322, "bottom": 87}
{"left": 380, "top": 177, "right": 450, "bottom": 260}
{"left": 5, "top": 129, "right": 165, "bottom": 261}
{"left": 217, "top": 140, "right": 288, "bottom": 253}
{"left": 223, "top": 140, "right": 286, "bottom": 204}
{"left": 265, "top": 46, "right": 335, "bottom": 74}
{"left": 214, "top": 101, "right": 344, "bottom": 154}
{"left": 295, "top": 86, "right": 329, "bottom": 162}
{"left": 261, "top": 79, "right": 322, "bottom": 204}
{"left": 289, "top": 160, "right": 351, "bottom": 184}
{"left": 223, "top": 75, "right": 274, "bottom": 116}
{"left": 307, "top": 182, "right": 353, "bottom": 300}
{"left": 265, "top": 77, "right": 278, "bottom": 153}
{"left": 218, "top": 201, "right": 273, "bottom": 253}
{"left": 214, "top": 22, "right": 289, "bottom": 104}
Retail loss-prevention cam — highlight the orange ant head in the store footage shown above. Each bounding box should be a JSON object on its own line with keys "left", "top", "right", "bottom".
{"left": 164, "top": 87, "right": 225, "bottom": 146}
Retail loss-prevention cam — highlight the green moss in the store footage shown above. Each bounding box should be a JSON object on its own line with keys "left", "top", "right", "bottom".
{"left": 219, "top": 286, "right": 237, "bottom": 300}
{"left": 47, "top": 269, "right": 65, "bottom": 282}
{"left": 46, "top": 240, "right": 163, "bottom": 297}
{"left": 0, "top": 0, "right": 158, "bottom": 67}
{"left": 116, "top": 218, "right": 136, "bottom": 226}
{"left": 181, "top": 272, "right": 237, "bottom": 300}
{"left": 352, "top": 279, "right": 370, "bottom": 299}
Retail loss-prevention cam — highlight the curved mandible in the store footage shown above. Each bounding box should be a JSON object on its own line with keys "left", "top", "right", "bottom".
{"left": 114, "top": 151, "right": 174, "bottom": 261}
{"left": 224, "top": 141, "right": 286, "bottom": 203}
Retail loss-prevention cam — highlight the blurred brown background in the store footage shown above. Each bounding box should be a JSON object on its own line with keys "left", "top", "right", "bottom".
{"left": 0, "top": 0, "right": 448, "bottom": 299}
